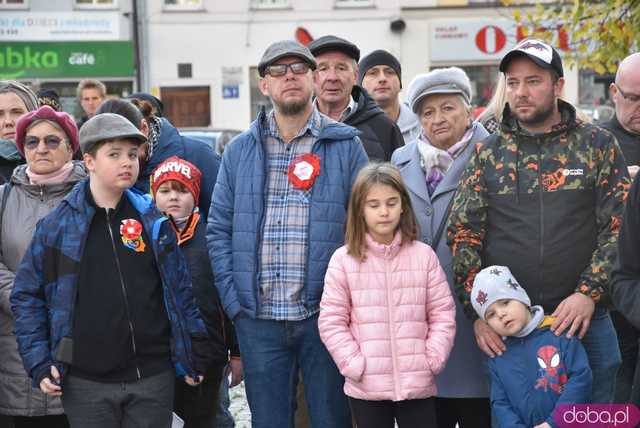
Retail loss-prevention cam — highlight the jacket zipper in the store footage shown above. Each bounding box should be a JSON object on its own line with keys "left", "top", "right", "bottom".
{"left": 537, "top": 143, "right": 545, "bottom": 304}
{"left": 154, "top": 218, "right": 197, "bottom": 376}
{"left": 385, "top": 255, "right": 401, "bottom": 400}
{"left": 105, "top": 209, "right": 141, "bottom": 380}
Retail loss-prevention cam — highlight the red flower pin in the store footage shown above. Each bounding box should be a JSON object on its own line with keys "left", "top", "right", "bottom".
{"left": 120, "top": 219, "right": 143, "bottom": 240}
{"left": 288, "top": 153, "right": 321, "bottom": 190}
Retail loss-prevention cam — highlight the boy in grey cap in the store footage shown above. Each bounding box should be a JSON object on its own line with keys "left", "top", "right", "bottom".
{"left": 11, "top": 112, "right": 210, "bottom": 428}
{"left": 471, "top": 265, "right": 592, "bottom": 428}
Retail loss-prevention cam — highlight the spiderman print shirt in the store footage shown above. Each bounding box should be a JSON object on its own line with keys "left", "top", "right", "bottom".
{"left": 488, "top": 326, "right": 592, "bottom": 428}
{"left": 448, "top": 100, "right": 630, "bottom": 319}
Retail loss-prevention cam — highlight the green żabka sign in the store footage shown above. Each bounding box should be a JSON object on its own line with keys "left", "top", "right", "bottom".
{"left": 0, "top": 41, "right": 134, "bottom": 79}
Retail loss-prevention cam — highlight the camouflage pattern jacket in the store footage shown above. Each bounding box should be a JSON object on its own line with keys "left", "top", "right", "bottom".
{"left": 448, "top": 100, "right": 630, "bottom": 319}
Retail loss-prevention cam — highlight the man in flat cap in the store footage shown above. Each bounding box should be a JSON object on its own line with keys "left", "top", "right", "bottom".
{"left": 207, "top": 39, "right": 367, "bottom": 428}
{"left": 449, "top": 38, "right": 628, "bottom": 405}
{"left": 359, "top": 49, "right": 420, "bottom": 143}
{"left": 308, "top": 35, "right": 404, "bottom": 161}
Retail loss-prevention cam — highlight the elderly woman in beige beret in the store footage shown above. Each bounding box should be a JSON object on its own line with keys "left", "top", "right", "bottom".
{"left": 391, "top": 67, "right": 491, "bottom": 428}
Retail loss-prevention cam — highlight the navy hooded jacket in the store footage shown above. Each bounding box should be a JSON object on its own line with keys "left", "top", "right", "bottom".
{"left": 489, "top": 326, "right": 592, "bottom": 428}
{"left": 11, "top": 181, "right": 206, "bottom": 386}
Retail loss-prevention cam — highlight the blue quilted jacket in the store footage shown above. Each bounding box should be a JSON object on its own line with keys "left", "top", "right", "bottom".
{"left": 11, "top": 180, "right": 206, "bottom": 386}
{"left": 207, "top": 110, "right": 368, "bottom": 319}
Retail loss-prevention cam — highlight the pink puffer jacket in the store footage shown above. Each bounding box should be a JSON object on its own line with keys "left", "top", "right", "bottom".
{"left": 319, "top": 233, "right": 456, "bottom": 401}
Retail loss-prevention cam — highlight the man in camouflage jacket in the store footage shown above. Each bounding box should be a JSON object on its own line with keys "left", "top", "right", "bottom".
{"left": 447, "top": 39, "right": 630, "bottom": 405}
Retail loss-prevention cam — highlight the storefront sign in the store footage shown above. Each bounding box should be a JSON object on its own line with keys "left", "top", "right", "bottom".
{"left": 0, "top": 42, "right": 134, "bottom": 79}
{"left": 430, "top": 20, "right": 519, "bottom": 62}
{"left": 430, "top": 20, "right": 568, "bottom": 62}
{"left": 0, "top": 12, "right": 120, "bottom": 41}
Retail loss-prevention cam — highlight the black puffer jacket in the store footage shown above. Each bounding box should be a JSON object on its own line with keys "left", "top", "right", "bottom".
{"left": 344, "top": 86, "right": 404, "bottom": 161}
{"left": 181, "top": 218, "right": 239, "bottom": 366}
{"left": 601, "top": 116, "right": 640, "bottom": 166}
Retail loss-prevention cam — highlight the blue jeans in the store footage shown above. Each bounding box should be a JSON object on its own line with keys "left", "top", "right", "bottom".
{"left": 234, "top": 313, "right": 351, "bottom": 428}
{"left": 216, "top": 365, "right": 235, "bottom": 428}
{"left": 581, "top": 307, "right": 622, "bottom": 403}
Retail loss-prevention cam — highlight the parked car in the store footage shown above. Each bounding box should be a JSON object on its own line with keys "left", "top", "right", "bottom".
{"left": 180, "top": 127, "right": 241, "bottom": 155}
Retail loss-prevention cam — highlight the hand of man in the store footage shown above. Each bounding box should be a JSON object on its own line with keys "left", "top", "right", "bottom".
{"left": 551, "top": 292, "right": 595, "bottom": 339}
{"left": 39, "top": 365, "right": 62, "bottom": 397}
{"left": 473, "top": 318, "right": 506, "bottom": 358}
{"left": 228, "top": 357, "right": 243, "bottom": 388}
{"left": 184, "top": 375, "right": 204, "bottom": 386}
{"left": 628, "top": 165, "right": 639, "bottom": 179}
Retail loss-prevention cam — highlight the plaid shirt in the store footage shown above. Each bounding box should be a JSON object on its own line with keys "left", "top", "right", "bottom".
{"left": 257, "top": 107, "right": 322, "bottom": 320}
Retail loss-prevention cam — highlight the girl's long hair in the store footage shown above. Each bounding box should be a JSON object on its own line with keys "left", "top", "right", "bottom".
{"left": 345, "top": 163, "right": 418, "bottom": 260}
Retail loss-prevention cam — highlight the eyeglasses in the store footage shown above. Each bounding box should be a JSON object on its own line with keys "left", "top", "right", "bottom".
{"left": 24, "top": 135, "right": 65, "bottom": 151}
{"left": 265, "top": 62, "right": 310, "bottom": 77}
{"left": 616, "top": 84, "right": 640, "bottom": 103}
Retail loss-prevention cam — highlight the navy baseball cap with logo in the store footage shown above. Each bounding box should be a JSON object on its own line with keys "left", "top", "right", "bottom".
{"left": 499, "top": 38, "right": 563, "bottom": 78}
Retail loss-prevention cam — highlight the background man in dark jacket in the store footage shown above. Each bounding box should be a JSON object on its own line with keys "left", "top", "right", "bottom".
{"left": 359, "top": 49, "right": 420, "bottom": 144}
{"left": 308, "top": 35, "right": 403, "bottom": 161}
{"left": 602, "top": 53, "right": 640, "bottom": 179}
{"left": 606, "top": 52, "right": 640, "bottom": 408}
{"left": 448, "top": 38, "right": 629, "bottom": 405}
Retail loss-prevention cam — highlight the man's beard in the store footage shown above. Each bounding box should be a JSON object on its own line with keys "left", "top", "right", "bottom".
{"left": 273, "top": 94, "right": 311, "bottom": 116}
{"left": 514, "top": 97, "right": 556, "bottom": 127}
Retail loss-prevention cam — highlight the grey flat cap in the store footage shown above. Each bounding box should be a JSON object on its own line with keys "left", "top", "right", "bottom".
{"left": 406, "top": 67, "right": 472, "bottom": 113}
{"left": 80, "top": 113, "right": 147, "bottom": 154}
{"left": 258, "top": 40, "right": 317, "bottom": 77}
{"left": 308, "top": 35, "right": 360, "bottom": 62}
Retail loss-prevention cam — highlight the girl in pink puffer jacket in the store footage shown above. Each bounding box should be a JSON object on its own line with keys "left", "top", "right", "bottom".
{"left": 319, "top": 163, "right": 456, "bottom": 428}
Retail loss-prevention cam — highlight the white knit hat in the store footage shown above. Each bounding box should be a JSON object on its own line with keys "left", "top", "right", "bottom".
{"left": 471, "top": 265, "right": 531, "bottom": 320}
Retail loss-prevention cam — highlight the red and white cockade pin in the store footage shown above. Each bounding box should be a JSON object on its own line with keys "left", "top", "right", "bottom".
{"left": 120, "top": 219, "right": 146, "bottom": 253}
{"left": 288, "top": 153, "right": 321, "bottom": 190}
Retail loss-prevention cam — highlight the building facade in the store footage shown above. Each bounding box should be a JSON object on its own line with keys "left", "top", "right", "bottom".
{"left": 0, "top": 0, "right": 137, "bottom": 119}
{"left": 143, "top": 0, "right": 582, "bottom": 130}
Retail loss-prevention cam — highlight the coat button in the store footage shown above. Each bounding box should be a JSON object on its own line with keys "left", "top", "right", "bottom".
{"left": 425, "top": 207, "right": 433, "bottom": 216}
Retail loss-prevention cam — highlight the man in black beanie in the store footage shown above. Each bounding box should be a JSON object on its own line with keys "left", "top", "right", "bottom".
{"left": 308, "top": 36, "right": 404, "bottom": 161}
{"left": 359, "top": 49, "right": 420, "bottom": 143}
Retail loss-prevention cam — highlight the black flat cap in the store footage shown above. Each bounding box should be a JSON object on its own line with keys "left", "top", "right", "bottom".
{"left": 308, "top": 35, "right": 360, "bottom": 62}
{"left": 258, "top": 40, "right": 317, "bottom": 77}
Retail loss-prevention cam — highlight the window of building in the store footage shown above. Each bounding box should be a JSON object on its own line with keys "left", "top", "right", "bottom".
{"left": 0, "top": 0, "right": 28, "bottom": 8}
{"left": 335, "top": 0, "right": 373, "bottom": 8}
{"left": 75, "top": 0, "right": 117, "bottom": 8}
{"left": 250, "top": 67, "right": 272, "bottom": 120}
{"left": 160, "top": 86, "right": 211, "bottom": 127}
{"left": 251, "top": 0, "right": 291, "bottom": 10}
{"left": 163, "top": 0, "right": 203, "bottom": 11}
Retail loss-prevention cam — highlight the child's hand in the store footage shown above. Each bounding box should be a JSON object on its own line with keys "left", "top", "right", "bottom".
{"left": 228, "top": 356, "right": 244, "bottom": 388}
{"left": 534, "top": 423, "right": 552, "bottom": 428}
{"left": 40, "top": 365, "right": 63, "bottom": 397}
{"left": 184, "top": 375, "right": 204, "bottom": 386}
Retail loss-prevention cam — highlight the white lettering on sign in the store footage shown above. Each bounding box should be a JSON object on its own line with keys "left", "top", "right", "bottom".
{"left": 69, "top": 52, "right": 95, "bottom": 65}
